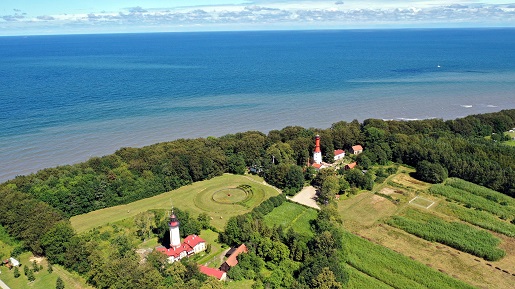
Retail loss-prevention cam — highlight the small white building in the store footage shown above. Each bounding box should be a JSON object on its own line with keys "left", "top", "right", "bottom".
{"left": 334, "top": 149, "right": 345, "bottom": 161}
{"left": 9, "top": 257, "right": 20, "bottom": 267}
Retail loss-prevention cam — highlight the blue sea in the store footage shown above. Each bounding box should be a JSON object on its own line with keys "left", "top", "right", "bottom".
{"left": 1, "top": 29, "right": 515, "bottom": 181}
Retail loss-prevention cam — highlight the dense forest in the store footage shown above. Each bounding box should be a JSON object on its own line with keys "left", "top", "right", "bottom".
{"left": 1, "top": 109, "right": 514, "bottom": 288}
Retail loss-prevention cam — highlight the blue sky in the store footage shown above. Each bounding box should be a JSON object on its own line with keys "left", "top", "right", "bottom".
{"left": 1, "top": 1, "right": 515, "bottom": 35}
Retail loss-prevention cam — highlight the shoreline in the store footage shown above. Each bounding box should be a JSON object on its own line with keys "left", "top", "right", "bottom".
{"left": 2, "top": 106, "right": 513, "bottom": 183}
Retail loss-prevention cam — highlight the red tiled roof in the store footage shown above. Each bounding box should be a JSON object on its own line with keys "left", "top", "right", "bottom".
{"left": 334, "top": 149, "right": 345, "bottom": 156}
{"left": 156, "top": 234, "right": 205, "bottom": 258}
{"left": 156, "top": 244, "right": 189, "bottom": 258}
{"left": 199, "top": 265, "right": 226, "bottom": 280}
{"left": 352, "top": 145, "right": 363, "bottom": 151}
{"left": 346, "top": 162, "right": 357, "bottom": 169}
{"left": 312, "top": 163, "right": 323, "bottom": 169}
{"left": 225, "top": 244, "right": 248, "bottom": 267}
{"left": 183, "top": 235, "right": 205, "bottom": 248}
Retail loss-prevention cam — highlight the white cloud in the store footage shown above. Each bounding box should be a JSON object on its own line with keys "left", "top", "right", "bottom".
{"left": 1, "top": 1, "right": 514, "bottom": 35}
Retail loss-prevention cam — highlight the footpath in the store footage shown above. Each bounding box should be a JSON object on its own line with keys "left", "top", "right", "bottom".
{"left": 0, "top": 278, "right": 11, "bottom": 289}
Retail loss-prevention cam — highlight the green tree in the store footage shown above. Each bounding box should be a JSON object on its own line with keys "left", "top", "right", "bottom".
{"left": 312, "top": 267, "right": 342, "bottom": 289}
{"left": 56, "top": 277, "right": 65, "bottom": 289}
{"left": 228, "top": 153, "right": 247, "bottom": 175}
{"left": 47, "top": 263, "right": 53, "bottom": 273}
{"left": 32, "top": 260, "right": 39, "bottom": 272}
{"left": 41, "top": 221, "right": 75, "bottom": 265}
{"left": 416, "top": 160, "right": 448, "bottom": 183}
{"left": 356, "top": 153, "right": 372, "bottom": 169}
{"left": 200, "top": 277, "right": 224, "bottom": 289}
{"left": 320, "top": 176, "right": 340, "bottom": 204}
{"left": 27, "top": 269, "right": 35, "bottom": 282}
{"left": 23, "top": 264, "right": 28, "bottom": 275}
{"left": 134, "top": 211, "right": 156, "bottom": 241}
{"left": 13, "top": 266, "right": 20, "bottom": 278}
{"left": 197, "top": 213, "right": 211, "bottom": 230}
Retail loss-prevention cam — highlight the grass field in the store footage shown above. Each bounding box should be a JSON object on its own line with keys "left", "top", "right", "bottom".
{"left": 263, "top": 202, "right": 318, "bottom": 237}
{"left": 71, "top": 174, "right": 279, "bottom": 233}
{"left": 0, "top": 252, "right": 93, "bottom": 289}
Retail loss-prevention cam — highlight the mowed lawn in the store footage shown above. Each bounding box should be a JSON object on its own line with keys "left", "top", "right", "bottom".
{"left": 0, "top": 252, "right": 93, "bottom": 289}
{"left": 71, "top": 174, "right": 279, "bottom": 233}
{"left": 263, "top": 202, "right": 317, "bottom": 236}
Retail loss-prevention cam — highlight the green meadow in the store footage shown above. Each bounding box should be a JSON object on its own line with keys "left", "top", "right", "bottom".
{"left": 71, "top": 174, "right": 279, "bottom": 233}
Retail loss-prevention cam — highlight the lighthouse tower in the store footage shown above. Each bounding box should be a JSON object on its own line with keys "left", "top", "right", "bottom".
{"left": 313, "top": 135, "right": 322, "bottom": 164}
{"left": 169, "top": 211, "right": 181, "bottom": 249}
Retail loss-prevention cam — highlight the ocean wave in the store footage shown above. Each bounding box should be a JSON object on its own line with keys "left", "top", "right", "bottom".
{"left": 460, "top": 105, "right": 473, "bottom": 108}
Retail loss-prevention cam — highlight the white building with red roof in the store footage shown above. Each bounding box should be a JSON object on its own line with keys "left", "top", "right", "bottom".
{"left": 351, "top": 145, "right": 363, "bottom": 155}
{"left": 156, "top": 211, "right": 206, "bottom": 263}
{"left": 334, "top": 149, "right": 345, "bottom": 161}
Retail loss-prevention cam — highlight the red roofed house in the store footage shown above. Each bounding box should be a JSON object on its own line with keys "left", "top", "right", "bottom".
{"left": 156, "top": 210, "right": 206, "bottom": 263}
{"left": 351, "top": 145, "right": 363, "bottom": 155}
{"left": 199, "top": 265, "right": 227, "bottom": 281}
{"left": 333, "top": 149, "right": 345, "bottom": 161}
{"left": 345, "top": 162, "right": 357, "bottom": 170}
{"left": 220, "top": 244, "right": 248, "bottom": 272}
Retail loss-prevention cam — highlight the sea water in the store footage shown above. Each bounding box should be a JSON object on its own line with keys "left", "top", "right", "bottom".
{"left": 1, "top": 29, "right": 514, "bottom": 181}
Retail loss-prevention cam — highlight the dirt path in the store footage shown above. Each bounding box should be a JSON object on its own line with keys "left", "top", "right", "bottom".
{"left": 0, "top": 279, "right": 11, "bottom": 289}
{"left": 288, "top": 186, "right": 320, "bottom": 210}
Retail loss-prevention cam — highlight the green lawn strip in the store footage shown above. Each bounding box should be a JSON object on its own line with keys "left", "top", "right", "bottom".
{"left": 438, "top": 202, "right": 515, "bottom": 237}
{"left": 263, "top": 202, "right": 317, "bottom": 236}
{"left": 195, "top": 230, "right": 226, "bottom": 267}
{"left": 345, "top": 231, "right": 476, "bottom": 289}
{"left": 445, "top": 178, "right": 515, "bottom": 207}
{"left": 225, "top": 279, "right": 255, "bottom": 289}
{"left": 346, "top": 265, "right": 395, "bottom": 289}
{"left": 71, "top": 174, "right": 279, "bottom": 233}
{"left": 387, "top": 209, "right": 505, "bottom": 261}
{"left": 429, "top": 184, "right": 514, "bottom": 219}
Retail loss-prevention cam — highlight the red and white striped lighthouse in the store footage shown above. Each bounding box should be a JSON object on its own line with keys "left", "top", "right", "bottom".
{"left": 313, "top": 135, "right": 322, "bottom": 164}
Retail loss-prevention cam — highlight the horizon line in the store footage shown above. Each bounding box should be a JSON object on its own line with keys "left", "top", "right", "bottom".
{"left": 1, "top": 25, "right": 514, "bottom": 37}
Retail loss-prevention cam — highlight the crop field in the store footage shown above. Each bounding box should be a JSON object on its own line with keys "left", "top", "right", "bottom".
{"left": 445, "top": 178, "right": 515, "bottom": 207}
{"left": 345, "top": 231, "right": 476, "bottom": 289}
{"left": 437, "top": 202, "right": 515, "bottom": 237}
{"left": 339, "top": 171, "right": 515, "bottom": 288}
{"left": 387, "top": 208, "right": 505, "bottom": 261}
{"left": 71, "top": 174, "right": 279, "bottom": 233}
{"left": 429, "top": 184, "right": 514, "bottom": 219}
{"left": 346, "top": 266, "right": 395, "bottom": 289}
{"left": 263, "top": 202, "right": 317, "bottom": 237}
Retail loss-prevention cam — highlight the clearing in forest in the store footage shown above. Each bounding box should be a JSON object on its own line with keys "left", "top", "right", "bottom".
{"left": 263, "top": 202, "right": 318, "bottom": 236}
{"left": 71, "top": 174, "right": 279, "bottom": 233}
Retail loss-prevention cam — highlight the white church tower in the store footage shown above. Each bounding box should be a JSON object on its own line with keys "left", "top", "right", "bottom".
{"left": 313, "top": 135, "right": 322, "bottom": 164}
{"left": 169, "top": 210, "right": 181, "bottom": 249}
